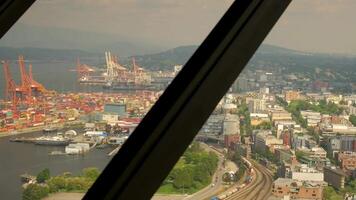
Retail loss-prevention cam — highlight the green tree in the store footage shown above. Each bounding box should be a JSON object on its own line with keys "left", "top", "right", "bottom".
{"left": 159, "top": 143, "right": 219, "bottom": 194}
{"left": 276, "top": 96, "right": 288, "bottom": 108}
{"left": 47, "top": 176, "right": 67, "bottom": 193}
{"left": 238, "top": 103, "right": 252, "bottom": 136}
{"left": 82, "top": 167, "right": 100, "bottom": 181}
{"left": 66, "top": 177, "right": 91, "bottom": 191}
{"left": 230, "top": 150, "right": 246, "bottom": 181}
{"left": 189, "top": 142, "right": 201, "bottom": 152}
{"left": 192, "top": 164, "right": 210, "bottom": 184}
{"left": 253, "top": 121, "right": 272, "bottom": 130}
{"left": 173, "top": 168, "right": 194, "bottom": 189}
{"left": 36, "top": 168, "right": 50, "bottom": 183}
{"left": 349, "top": 115, "right": 356, "bottom": 126}
{"left": 23, "top": 184, "right": 49, "bottom": 200}
{"left": 323, "top": 186, "right": 343, "bottom": 200}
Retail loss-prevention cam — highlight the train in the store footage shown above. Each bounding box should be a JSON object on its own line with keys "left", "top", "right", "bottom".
{"left": 211, "top": 183, "right": 247, "bottom": 200}
{"left": 241, "top": 156, "right": 252, "bottom": 168}
{"left": 211, "top": 157, "right": 254, "bottom": 200}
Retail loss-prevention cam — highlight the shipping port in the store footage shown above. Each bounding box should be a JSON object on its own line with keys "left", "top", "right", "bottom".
{"left": 75, "top": 51, "right": 182, "bottom": 90}
{"left": 0, "top": 54, "right": 171, "bottom": 135}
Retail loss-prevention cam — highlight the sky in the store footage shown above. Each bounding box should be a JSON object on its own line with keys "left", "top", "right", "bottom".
{"left": 5, "top": 0, "right": 356, "bottom": 54}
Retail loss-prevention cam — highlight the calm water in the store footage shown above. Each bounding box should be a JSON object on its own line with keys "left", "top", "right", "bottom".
{"left": 0, "top": 132, "right": 113, "bottom": 200}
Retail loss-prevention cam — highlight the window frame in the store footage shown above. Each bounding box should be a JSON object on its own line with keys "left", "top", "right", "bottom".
{"left": 0, "top": 0, "right": 35, "bottom": 38}
{"left": 0, "top": 0, "right": 291, "bottom": 199}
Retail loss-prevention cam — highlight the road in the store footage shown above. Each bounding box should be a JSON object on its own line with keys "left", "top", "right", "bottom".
{"left": 182, "top": 144, "right": 226, "bottom": 200}
{"left": 224, "top": 160, "right": 273, "bottom": 200}
{"left": 152, "top": 143, "right": 235, "bottom": 200}
{"left": 44, "top": 143, "right": 231, "bottom": 200}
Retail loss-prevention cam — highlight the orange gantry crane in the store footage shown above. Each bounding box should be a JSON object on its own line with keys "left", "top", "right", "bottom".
{"left": 18, "top": 55, "right": 48, "bottom": 103}
{"left": 2, "top": 56, "right": 49, "bottom": 110}
{"left": 2, "top": 60, "right": 19, "bottom": 111}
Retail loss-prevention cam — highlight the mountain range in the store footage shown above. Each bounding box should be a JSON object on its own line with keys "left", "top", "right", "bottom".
{"left": 1, "top": 40, "right": 356, "bottom": 77}
{"left": 0, "top": 23, "right": 166, "bottom": 57}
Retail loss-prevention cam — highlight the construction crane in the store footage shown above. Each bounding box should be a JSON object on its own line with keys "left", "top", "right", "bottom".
{"left": 2, "top": 61, "right": 18, "bottom": 111}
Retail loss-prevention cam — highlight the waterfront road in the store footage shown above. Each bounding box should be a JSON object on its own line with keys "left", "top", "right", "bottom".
{"left": 224, "top": 159, "right": 273, "bottom": 200}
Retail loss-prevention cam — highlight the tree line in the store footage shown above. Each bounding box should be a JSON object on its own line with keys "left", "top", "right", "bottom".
{"left": 22, "top": 167, "right": 100, "bottom": 200}
{"left": 159, "top": 142, "right": 219, "bottom": 194}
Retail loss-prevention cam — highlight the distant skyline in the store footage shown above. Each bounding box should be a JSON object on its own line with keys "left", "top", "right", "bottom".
{"left": 2, "top": 0, "right": 356, "bottom": 55}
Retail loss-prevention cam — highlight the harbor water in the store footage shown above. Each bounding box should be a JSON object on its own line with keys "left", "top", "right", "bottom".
{"left": 0, "top": 131, "right": 113, "bottom": 200}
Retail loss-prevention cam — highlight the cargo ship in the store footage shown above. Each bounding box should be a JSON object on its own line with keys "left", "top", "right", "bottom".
{"left": 34, "top": 136, "right": 70, "bottom": 146}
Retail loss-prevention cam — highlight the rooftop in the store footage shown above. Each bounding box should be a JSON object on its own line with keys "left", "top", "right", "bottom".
{"left": 324, "top": 167, "right": 347, "bottom": 176}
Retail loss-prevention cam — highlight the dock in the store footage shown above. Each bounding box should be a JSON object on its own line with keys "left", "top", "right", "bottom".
{"left": 108, "top": 146, "right": 121, "bottom": 156}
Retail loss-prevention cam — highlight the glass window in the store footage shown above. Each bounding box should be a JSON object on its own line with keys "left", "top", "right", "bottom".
{"left": 1, "top": 1, "right": 356, "bottom": 200}
{"left": 0, "top": 1, "right": 233, "bottom": 200}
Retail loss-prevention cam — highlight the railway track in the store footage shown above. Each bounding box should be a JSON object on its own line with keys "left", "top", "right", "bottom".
{"left": 251, "top": 163, "right": 273, "bottom": 200}
{"left": 224, "top": 160, "right": 273, "bottom": 200}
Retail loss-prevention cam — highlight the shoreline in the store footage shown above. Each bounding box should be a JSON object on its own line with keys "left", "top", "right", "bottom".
{"left": 0, "top": 120, "right": 84, "bottom": 139}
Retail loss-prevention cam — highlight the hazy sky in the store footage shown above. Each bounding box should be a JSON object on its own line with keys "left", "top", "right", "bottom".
{"left": 11, "top": 0, "right": 356, "bottom": 54}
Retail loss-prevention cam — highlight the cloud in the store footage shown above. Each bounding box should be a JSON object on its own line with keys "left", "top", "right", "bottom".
{"left": 13, "top": 0, "right": 356, "bottom": 54}
{"left": 18, "top": 0, "right": 233, "bottom": 48}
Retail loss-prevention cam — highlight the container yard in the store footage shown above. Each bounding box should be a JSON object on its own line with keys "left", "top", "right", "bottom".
{"left": 1, "top": 55, "right": 163, "bottom": 135}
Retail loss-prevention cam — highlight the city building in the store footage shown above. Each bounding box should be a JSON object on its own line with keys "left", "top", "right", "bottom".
{"left": 326, "top": 94, "right": 343, "bottom": 105}
{"left": 336, "top": 151, "right": 356, "bottom": 175}
{"left": 272, "top": 178, "right": 323, "bottom": 200}
{"left": 323, "top": 167, "right": 347, "bottom": 189}
{"left": 312, "top": 81, "right": 329, "bottom": 92}
{"left": 270, "top": 109, "right": 293, "bottom": 122}
{"left": 297, "top": 147, "right": 327, "bottom": 159}
{"left": 324, "top": 135, "right": 356, "bottom": 157}
{"left": 101, "top": 113, "right": 119, "bottom": 123}
{"left": 292, "top": 135, "right": 316, "bottom": 150}
{"left": 300, "top": 110, "right": 321, "bottom": 127}
{"left": 274, "top": 149, "right": 293, "bottom": 163}
{"left": 284, "top": 90, "right": 302, "bottom": 103}
{"left": 224, "top": 134, "right": 240, "bottom": 149}
{"left": 291, "top": 164, "right": 324, "bottom": 182}
{"left": 275, "top": 121, "right": 298, "bottom": 139}
{"left": 253, "top": 130, "right": 283, "bottom": 153}
{"left": 282, "top": 131, "right": 291, "bottom": 146}
{"left": 250, "top": 113, "right": 269, "bottom": 126}
{"left": 104, "top": 103, "right": 127, "bottom": 117}
{"left": 223, "top": 113, "right": 239, "bottom": 135}
{"left": 278, "top": 155, "right": 300, "bottom": 178}
{"left": 246, "top": 97, "right": 266, "bottom": 113}
{"left": 222, "top": 113, "right": 240, "bottom": 149}
{"left": 299, "top": 155, "right": 331, "bottom": 171}
{"left": 200, "top": 114, "right": 224, "bottom": 134}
